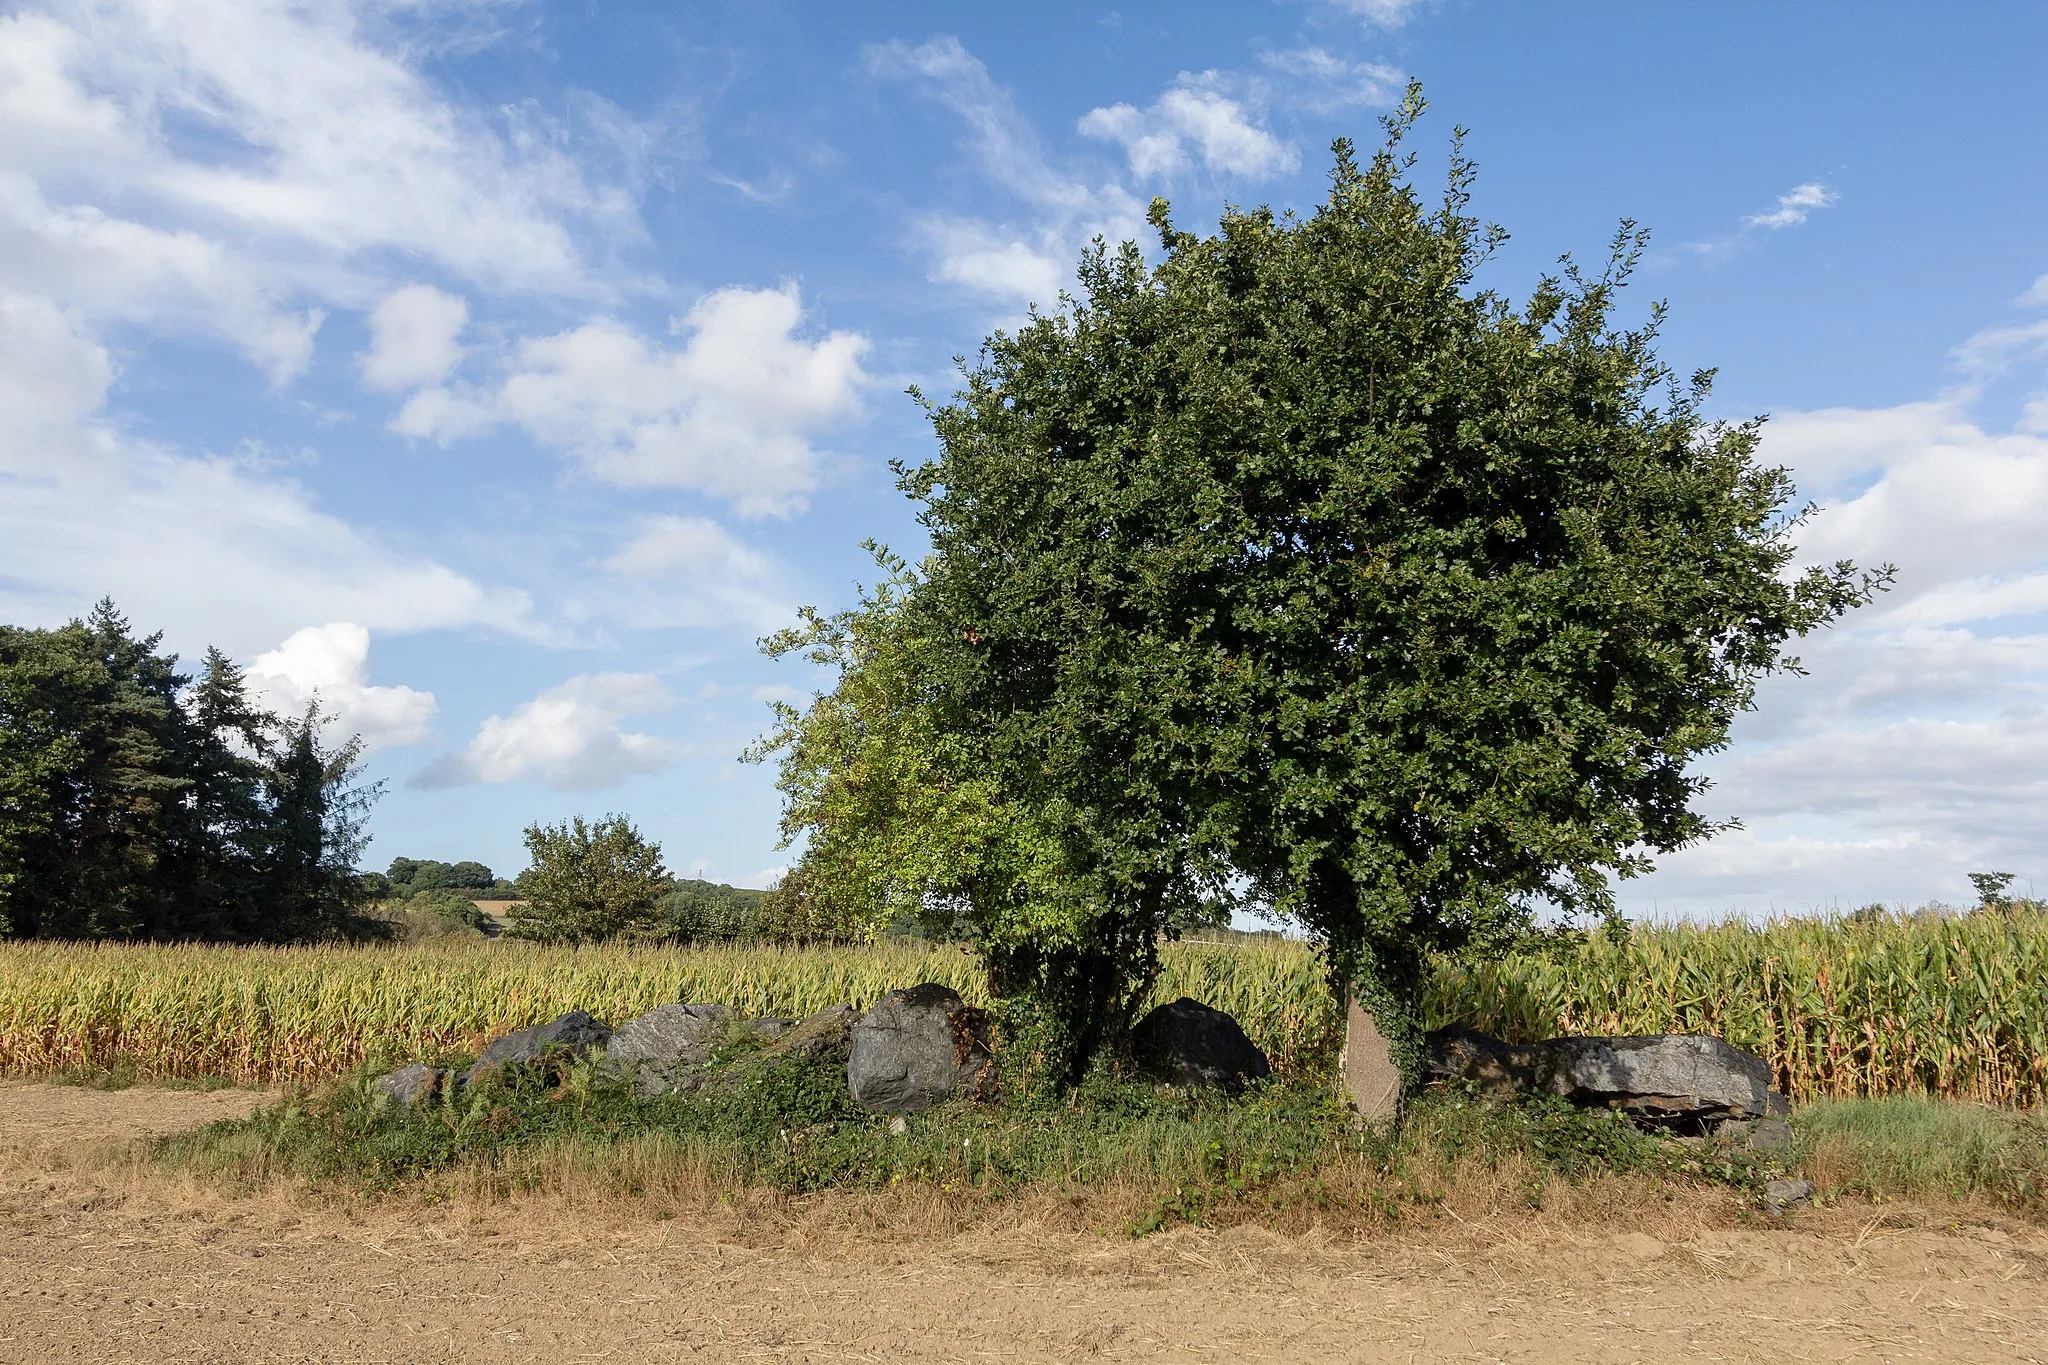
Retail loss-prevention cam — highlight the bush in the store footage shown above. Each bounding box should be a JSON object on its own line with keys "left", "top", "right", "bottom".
{"left": 662, "top": 878, "right": 768, "bottom": 943}
{"left": 506, "top": 815, "right": 668, "bottom": 944}
{"left": 375, "top": 888, "right": 493, "bottom": 941}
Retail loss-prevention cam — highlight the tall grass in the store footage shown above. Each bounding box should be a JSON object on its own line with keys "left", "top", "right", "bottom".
{"left": 1796, "top": 1097, "right": 2048, "bottom": 1206}
{"left": 3, "top": 909, "right": 2043, "bottom": 1103}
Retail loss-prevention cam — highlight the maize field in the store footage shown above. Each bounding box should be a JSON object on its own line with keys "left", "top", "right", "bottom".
{"left": 1, "top": 910, "right": 2042, "bottom": 1104}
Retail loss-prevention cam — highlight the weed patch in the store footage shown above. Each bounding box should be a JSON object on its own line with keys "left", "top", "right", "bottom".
{"left": 1796, "top": 1096, "right": 2048, "bottom": 1211}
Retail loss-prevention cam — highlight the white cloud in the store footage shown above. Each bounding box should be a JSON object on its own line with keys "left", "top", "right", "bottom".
{"left": 360, "top": 284, "right": 467, "bottom": 392}
{"left": 0, "top": 290, "right": 532, "bottom": 654}
{"left": 1312, "top": 0, "right": 1435, "bottom": 28}
{"left": 0, "top": 175, "right": 325, "bottom": 383}
{"left": 1256, "top": 48, "right": 1406, "bottom": 116}
{"left": 1620, "top": 385, "right": 2048, "bottom": 914}
{"left": 1081, "top": 74, "right": 1297, "bottom": 181}
{"left": 870, "top": 37, "right": 1145, "bottom": 308}
{"left": 878, "top": 38, "right": 1397, "bottom": 307}
{"left": 412, "top": 672, "right": 681, "bottom": 790}
{"left": 1949, "top": 318, "right": 2048, "bottom": 388}
{"left": 2019, "top": 274, "right": 2048, "bottom": 308}
{"left": 0, "top": 1, "right": 641, "bottom": 380}
{"left": 866, "top": 37, "right": 1097, "bottom": 216}
{"left": 246, "top": 622, "right": 437, "bottom": 751}
{"left": 398, "top": 284, "right": 868, "bottom": 518}
{"left": 916, "top": 219, "right": 1068, "bottom": 302}
{"left": 1742, "top": 182, "right": 1839, "bottom": 230}
{"left": 0, "top": 292, "right": 110, "bottom": 454}
{"left": 600, "top": 515, "right": 793, "bottom": 631}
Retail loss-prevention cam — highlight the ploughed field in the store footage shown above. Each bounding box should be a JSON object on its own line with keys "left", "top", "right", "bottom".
{"left": 3, "top": 910, "right": 2046, "bottom": 1102}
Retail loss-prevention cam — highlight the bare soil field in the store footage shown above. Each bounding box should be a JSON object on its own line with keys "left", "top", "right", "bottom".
{"left": 0, "top": 1084, "right": 2043, "bottom": 1364}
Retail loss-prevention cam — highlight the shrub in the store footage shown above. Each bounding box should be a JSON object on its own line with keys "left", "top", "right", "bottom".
{"left": 506, "top": 815, "right": 668, "bottom": 944}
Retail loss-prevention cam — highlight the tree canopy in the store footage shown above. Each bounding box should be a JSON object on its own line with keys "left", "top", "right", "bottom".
{"left": 507, "top": 814, "right": 670, "bottom": 944}
{"left": 0, "top": 600, "right": 384, "bottom": 942}
{"left": 760, "top": 96, "right": 1884, "bottom": 1083}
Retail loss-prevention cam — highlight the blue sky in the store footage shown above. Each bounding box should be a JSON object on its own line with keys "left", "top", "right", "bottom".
{"left": 5, "top": 0, "right": 2047, "bottom": 915}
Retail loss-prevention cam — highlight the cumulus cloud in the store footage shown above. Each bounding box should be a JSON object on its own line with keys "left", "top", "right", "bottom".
{"left": 0, "top": 0, "right": 641, "bottom": 382}
{"left": 360, "top": 284, "right": 467, "bottom": 392}
{"left": 412, "top": 673, "right": 681, "bottom": 790}
{"left": 246, "top": 622, "right": 437, "bottom": 750}
{"left": 915, "top": 219, "right": 1068, "bottom": 302}
{"left": 0, "top": 289, "right": 532, "bottom": 654}
{"left": 396, "top": 285, "right": 868, "bottom": 517}
{"left": 1742, "top": 182, "right": 1840, "bottom": 230}
{"left": 1080, "top": 74, "right": 1297, "bottom": 180}
{"left": 1620, "top": 383, "right": 2048, "bottom": 914}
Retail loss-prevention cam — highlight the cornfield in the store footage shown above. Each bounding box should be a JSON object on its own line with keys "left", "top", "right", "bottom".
{"left": 0, "top": 937, "right": 1335, "bottom": 1087}
{"left": 1, "top": 910, "right": 2042, "bottom": 1104}
{"left": 1434, "top": 911, "right": 2048, "bottom": 1107}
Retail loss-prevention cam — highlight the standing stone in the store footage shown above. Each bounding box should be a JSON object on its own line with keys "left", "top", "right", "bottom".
{"left": 1130, "top": 998, "right": 1271, "bottom": 1092}
{"left": 847, "top": 984, "right": 994, "bottom": 1113}
{"left": 1337, "top": 991, "right": 1403, "bottom": 1128}
{"left": 602, "top": 1003, "right": 733, "bottom": 1096}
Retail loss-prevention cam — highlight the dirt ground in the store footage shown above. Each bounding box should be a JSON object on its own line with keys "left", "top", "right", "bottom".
{"left": 0, "top": 1083, "right": 2044, "bottom": 1363}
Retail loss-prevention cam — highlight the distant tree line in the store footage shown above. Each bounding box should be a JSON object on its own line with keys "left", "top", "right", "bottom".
{"left": 503, "top": 813, "right": 910, "bottom": 947}
{"left": 371, "top": 857, "right": 518, "bottom": 901}
{"left": 358, "top": 834, "right": 839, "bottom": 948}
{"left": 0, "top": 601, "right": 382, "bottom": 942}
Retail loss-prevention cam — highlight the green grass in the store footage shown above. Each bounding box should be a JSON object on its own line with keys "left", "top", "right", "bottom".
{"left": 1796, "top": 1096, "right": 2048, "bottom": 1208}
{"left": 154, "top": 1061, "right": 2048, "bottom": 1228}
{"left": 160, "top": 1053, "right": 1360, "bottom": 1202}
{"left": 158, "top": 1037, "right": 1788, "bottom": 1238}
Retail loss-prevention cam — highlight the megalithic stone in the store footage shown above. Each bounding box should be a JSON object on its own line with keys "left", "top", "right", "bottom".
{"left": 1337, "top": 988, "right": 1403, "bottom": 1128}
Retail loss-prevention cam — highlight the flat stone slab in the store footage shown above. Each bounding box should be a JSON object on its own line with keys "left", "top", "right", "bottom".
{"left": 1424, "top": 1025, "right": 1790, "bottom": 1128}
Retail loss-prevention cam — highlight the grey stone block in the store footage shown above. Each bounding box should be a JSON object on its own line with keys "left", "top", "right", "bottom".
{"left": 847, "top": 984, "right": 994, "bottom": 1113}
{"left": 461, "top": 1010, "right": 613, "bottom": 1088}
{"left": 602, "top": 1003, "right": 733, "bottom": 1096}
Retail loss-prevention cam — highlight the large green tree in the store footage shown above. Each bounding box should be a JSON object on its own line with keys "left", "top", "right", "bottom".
{"left": 507, "top": 814, "right": 670, "bottom": 944}
{"left": 0, "top": 601, "right": 384, "bottom": 941}
{"left": 844, "top": 97, "right": 1881, "bottom": 1082}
